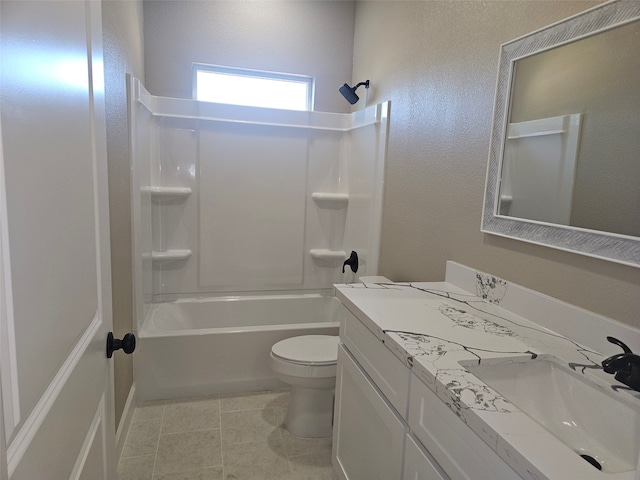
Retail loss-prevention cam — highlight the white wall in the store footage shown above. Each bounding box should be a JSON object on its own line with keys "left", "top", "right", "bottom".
{"left": 143, "top": 0, "right": 356, "bottom": 113}
{"left": 352, "top": 1, "right": 640, "bottom": 329}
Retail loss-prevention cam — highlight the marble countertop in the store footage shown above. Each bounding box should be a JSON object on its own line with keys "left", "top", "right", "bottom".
{"left": 334, "top": 279, "right": 640, "bottom": 480}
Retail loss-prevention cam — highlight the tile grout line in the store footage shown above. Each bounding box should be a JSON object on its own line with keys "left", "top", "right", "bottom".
{"left": 218, "top": 394, "right": 225, "bottom": 478}
{"left": 158, "top": 426, "right": 224, "bottom": 436}
{"left": 150, "top": 400, "right": 166, "bottom": 480}
{"left": 116, "top": 415, "right": 133, "bottom": 475}
{"left": 275, "top": 390, "right": 296, "bottom": 476}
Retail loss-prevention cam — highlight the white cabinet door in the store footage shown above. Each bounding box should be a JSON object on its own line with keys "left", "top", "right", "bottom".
{"left": 332, "top": 345, "right": 407, "bottom": 480}
{"left": 0, "top": 1, "right": 116, "bottom": 478}
{"left": 403, "top": 434, "right": 448, "bottom": 480}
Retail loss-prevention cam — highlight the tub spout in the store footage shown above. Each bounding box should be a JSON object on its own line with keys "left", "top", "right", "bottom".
{"left": 342, "top": 251, "right": 359, "bottom": 273}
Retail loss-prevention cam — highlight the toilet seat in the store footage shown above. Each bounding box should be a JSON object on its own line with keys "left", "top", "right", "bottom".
{"left": 271, "top": 335, "right": 339, "bottom": 366}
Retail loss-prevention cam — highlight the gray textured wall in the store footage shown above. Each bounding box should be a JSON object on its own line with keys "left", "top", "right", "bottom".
{"left": 143, "top": 0, "right": 356, "bottom": 113}
{"left": 352, "top": 1, "right": 640, "bottom": 328}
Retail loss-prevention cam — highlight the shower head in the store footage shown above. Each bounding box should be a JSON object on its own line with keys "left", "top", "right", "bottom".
{"left": 339, "top": 80, "right": 370, "bottom": 105}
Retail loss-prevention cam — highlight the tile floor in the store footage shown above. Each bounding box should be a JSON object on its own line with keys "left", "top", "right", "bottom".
{"left": 117, "top": 388, "right": 335, "bottom": 480}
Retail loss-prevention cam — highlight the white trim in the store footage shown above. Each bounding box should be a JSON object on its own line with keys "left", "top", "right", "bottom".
{"left": 134, "top": 76, "right": 379, "bottom": 133}
{"left": 0, "top": 354, "right": 8, "bottom": 480}
{"left": 69, "top": 395, "right": 105, "bottom": 480}
{"left": 115, "top": 383, "right": 136, "bottom": 463}
{"left": 6, "top": 314, "right": 102, "bottom": 476}
{"left": 141, "top": 104, "right": 377, "bottom": 132}
{"left": 0, "top": 0, "right": 8, "bottom": 459}
{"left": 86, "top": 0, "right": 106, "bottom": 332}
{"left": 0, "top": 78, "right": 20, "bottom": 440}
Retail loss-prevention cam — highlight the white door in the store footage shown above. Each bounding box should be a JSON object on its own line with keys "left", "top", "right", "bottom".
{"left": 0, "top": 1, "right": 116, "bottom": 479}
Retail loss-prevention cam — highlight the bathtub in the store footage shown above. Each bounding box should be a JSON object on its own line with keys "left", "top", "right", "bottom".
{"left": 135, "top": 293, "right": 340, "bottom": 400}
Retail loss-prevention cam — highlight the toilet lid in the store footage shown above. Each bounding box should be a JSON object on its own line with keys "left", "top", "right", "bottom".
{"left": 271, "top": 335, "right": 339, "bottom": 365}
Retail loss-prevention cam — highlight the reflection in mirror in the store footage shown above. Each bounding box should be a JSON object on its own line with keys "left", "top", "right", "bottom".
{"left": 483, "top": 0, "right": 640, "bottom": 267}
{"left": 499, "top": 21, "right": 640, "bottom": 237}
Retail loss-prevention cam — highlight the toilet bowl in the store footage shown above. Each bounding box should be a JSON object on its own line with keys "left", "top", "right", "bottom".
{"left": 269, "top": 335, "right": 339, "bottom": 438}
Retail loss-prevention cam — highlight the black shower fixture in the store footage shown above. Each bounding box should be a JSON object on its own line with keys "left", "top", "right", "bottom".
{"left": 339, "top": 80, "right": 370, "bottom": 105}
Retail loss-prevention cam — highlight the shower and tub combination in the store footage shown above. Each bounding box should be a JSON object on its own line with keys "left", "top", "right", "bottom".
{"left": 129, "top": 76, "right": 390, "bottom": 425}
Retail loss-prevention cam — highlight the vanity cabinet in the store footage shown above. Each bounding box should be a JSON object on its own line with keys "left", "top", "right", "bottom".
{"left": 333, "top": 303, "right": 519, "bottom": 480}
{"left": 409, "top": 373, "right": 519, "bottom": 479}
{"left": 332, "top": 304, "right": 447, "bottom": 480}
{"left": 333, "top": 345, "right": 408, "bottom": 479}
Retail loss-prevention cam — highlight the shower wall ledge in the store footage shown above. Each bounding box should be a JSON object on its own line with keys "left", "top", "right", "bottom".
{"left": 311, "top": 192, "right": 349, "bottom": 209}
{"left": 142, "top": 186, "right": 192, "bottom": 200}
{"left": 134, "top": 80, "right": 382, "bottom": 132}
{"left": 148, "top": 249, "right": 192, "bottom": 262}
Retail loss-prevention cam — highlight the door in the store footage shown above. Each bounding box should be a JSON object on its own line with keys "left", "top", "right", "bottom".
{"left": 0, "top": 1, "right": 116, "bottom": 479}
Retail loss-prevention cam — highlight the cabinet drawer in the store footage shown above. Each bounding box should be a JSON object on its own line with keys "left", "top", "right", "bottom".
{"left": 333, "top": 345, "right": 408, "bottom": 480}
{"left": 339, "top": 304, "right": 410, "bottom": 418}
{"left": 404, "top": 433, "right": 449, "bottom": 480}
{"left": 408, "top": 373, "right": 520, "bottom": 480}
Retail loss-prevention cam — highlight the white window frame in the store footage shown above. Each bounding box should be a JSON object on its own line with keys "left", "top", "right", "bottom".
{"left": 192, "top": 64, "right": 315, "bottom": 111}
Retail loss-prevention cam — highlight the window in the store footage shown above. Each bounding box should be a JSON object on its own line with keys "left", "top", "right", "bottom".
{"left": 193, "top": 64, "right": 314, "bottom": 111}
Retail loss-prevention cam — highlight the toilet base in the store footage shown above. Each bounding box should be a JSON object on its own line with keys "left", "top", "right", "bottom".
{"left": 283, "top": 385, "right": 335, "bottom": 438}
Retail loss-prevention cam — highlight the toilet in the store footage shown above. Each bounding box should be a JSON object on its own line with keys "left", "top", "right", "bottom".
{"left": 269, "top": 335, "right": 339, "bottom": 438}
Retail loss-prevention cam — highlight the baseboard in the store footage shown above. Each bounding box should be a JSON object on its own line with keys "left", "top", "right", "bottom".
{"left": 115, "top": 383, "right": 136, "bottom": 463}
{"left": 136, "top": 378, "right": 285, "bottom": 403}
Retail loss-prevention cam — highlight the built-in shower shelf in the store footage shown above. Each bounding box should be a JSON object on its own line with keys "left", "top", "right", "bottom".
{"left": 309, "top": 249, "right": 346, "bottom": 264}
{"left": 151, "top": 249, "right": 192, "bottom": 261}
{"left": 311, "top": 192, "right": 349, "bottom": 209}
{"left": 142, "top": 186, "right": 192, "bottom": 200}
{"left": 499, "top": 194, "right": 513, "bottom": 205}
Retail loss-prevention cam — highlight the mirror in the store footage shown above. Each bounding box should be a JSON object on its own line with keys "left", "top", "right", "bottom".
{"left": 483, "top": 0, "right": 640, "bottom": 267}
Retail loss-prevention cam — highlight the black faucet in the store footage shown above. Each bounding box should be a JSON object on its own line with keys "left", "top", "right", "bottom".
{"left": 601, "top": 336, "right": 640, "bottom": 391}
{"left": 342, "top": 251, "right": 358, "bottom": 273}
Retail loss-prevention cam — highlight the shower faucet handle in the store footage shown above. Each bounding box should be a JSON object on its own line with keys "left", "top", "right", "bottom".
{"left": 342, "top": 251, "right": 359, "bottom": 273}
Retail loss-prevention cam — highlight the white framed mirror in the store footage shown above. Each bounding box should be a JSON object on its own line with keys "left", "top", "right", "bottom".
{"left": 482, "top": 0, "right": 640, "bottom": 267}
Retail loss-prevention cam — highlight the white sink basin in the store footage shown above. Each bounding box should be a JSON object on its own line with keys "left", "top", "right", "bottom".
{"left": 466, "top": 357, "right": 640, "bottom": 474}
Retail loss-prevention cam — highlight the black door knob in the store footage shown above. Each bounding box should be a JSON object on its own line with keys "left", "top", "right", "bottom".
{"left": 106, "top": 332, "right": 136, "bottom": 358}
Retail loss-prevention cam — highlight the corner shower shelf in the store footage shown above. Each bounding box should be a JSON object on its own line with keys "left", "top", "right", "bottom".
{"left": 309, "top": 249, "right": 346, "bottom": 263}
{"left": 151, "top": 249, "right": 192, "bottom": 262}
{"left": 142, "top": 186, "right": 192, "bottom": 200}
{"left": 499, "top": 194, "right": 513, "bottom": 205}
{"left": 311, "top": 192, "right": 349, "bottom": 209}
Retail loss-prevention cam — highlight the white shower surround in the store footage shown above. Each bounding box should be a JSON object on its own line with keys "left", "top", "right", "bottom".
{"left": 129, "top": 76, "right": 389, "bottom": 398}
